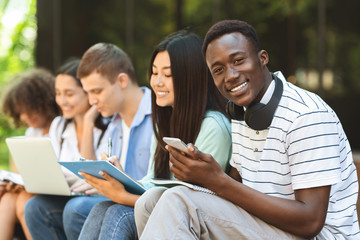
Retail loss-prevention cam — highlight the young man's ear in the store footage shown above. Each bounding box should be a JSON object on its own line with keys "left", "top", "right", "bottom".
{"left": 258, "top": 50, "right": 269, "bottom": 67}
{"left": 116, "top": 73, "right": 129, "bottom": 89}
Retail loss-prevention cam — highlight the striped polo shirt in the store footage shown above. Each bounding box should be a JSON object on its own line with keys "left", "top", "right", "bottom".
{"left": 230, "top": 72, "right": 359, "bottom": 239}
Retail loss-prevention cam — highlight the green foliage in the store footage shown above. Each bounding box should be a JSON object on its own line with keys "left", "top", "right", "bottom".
{"left": 0, "top": 0, "right": 36, "bottom": 169}
{"left": 0, "top": 0, "right": 36, "bottom": 84}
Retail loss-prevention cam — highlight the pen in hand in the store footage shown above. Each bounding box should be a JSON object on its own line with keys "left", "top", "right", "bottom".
{"left": 105, "top": 137, "right": 123, "bottom": 171}
{"left": 108, "top": 137, "right": 112, "bottom": 158}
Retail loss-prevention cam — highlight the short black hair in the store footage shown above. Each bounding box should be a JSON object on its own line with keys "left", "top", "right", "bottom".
{"left": 202, "top": 20, "right": 261, "bottom": 57}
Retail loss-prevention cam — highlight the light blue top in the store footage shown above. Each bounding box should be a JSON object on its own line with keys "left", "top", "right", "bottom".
{"left": 140, "top": 110, "right": 232, "bottom": 189}
{"left": 107, "top": 87, "right": 153, "bottom": 180}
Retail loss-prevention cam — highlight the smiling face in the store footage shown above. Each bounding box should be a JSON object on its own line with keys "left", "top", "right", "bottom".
{"left": 150, "top": 51, "right": 175, "bottom": 107}
{"left": 55, "top": 74, "right": 90, "bottom": 119}
{"left": 80, "top": 71, "right": 123, "bottom": 117}
{"left": 205, "top": 32, "right": 270, "bottom": 107}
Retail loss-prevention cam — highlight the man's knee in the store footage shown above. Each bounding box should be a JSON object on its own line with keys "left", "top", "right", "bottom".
{"left": 135, "top": 187, "right": 167, "bottom": 218}
{"left": 160, "top": 186, "right": 194, "bottom": 202}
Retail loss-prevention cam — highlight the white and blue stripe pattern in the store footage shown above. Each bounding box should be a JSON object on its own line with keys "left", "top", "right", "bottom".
{"left": 230, "top": 72, "right": 359, "bottom": 239}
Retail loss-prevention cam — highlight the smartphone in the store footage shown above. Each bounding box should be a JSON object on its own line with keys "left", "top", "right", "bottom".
{"left": 163, "top": 137, "right": 190, "bottom": 155}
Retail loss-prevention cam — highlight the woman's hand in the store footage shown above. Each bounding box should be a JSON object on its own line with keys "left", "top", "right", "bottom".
{"left": 0, "top": 184, "right": 7, "bottom": 197}
{"left": 83, "top": 105, "right": 99, "bottom": 128}
{"left": 5, "top": 182, "right": 24, "bottom": 193}
{"left": 79, "top": 171, "right": 139, "bottom": 206}
{"left": 80, "top": 105, "right": 100, "bottom": 160}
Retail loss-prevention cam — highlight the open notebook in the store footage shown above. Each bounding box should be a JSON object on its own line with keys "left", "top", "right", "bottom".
{"left": 5, "top": 137, "right": 82, "bottom": 196}
{"left": 0, "top": 170, "right": 23, "bottom": 186}
{"left": 151, "top": 179, "right": 216, "bottom": 195}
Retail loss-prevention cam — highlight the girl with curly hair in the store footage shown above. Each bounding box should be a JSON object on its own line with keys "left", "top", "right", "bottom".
{"left": 0, "top": 68, "right": 61, "bottom": 240}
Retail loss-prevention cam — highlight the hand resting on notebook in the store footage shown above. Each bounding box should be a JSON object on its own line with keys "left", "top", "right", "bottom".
{"left": 79, "top": 156, "right": 138, "bottom": 206}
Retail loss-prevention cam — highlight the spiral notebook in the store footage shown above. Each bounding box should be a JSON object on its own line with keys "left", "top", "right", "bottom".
{"left": 150, "top": 178, "right": 216, "bottom": 195}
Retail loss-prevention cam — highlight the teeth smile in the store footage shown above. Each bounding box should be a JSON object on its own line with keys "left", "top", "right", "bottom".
{"left": 230, "top": 82, "right": 247, "bottom": 92}
{"left": 157, "top": 91, "right": 168, "bottom": 95}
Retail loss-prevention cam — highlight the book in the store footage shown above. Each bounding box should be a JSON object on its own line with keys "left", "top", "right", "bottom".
{"left": 150, "top": 178, "right": 216, "bottom": 195}
{"left": 59, "top": 161, "right": 146, "bottom": 195}
{"left": 0, "top": 170, "right": 24, "bottom": 186}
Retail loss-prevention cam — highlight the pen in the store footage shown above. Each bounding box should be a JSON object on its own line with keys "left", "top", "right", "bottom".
{"left": 108, "top": 137, "right": 112, "bottom": 158}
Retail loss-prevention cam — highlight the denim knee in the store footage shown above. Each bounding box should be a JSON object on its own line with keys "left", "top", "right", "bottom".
{"left": 64, "top": 197, "right": 93, "bottom": 239}
{"left": 25, "top": 195, "right": 69, "bottom": 240}
{"left": 63, "top": 197, "right": 84, "bottom": 221}
{"left": 63, "top": 196, "right": 109, "bottom": 240}
{"left": 24, "top": 196, "right": 41, "bottom": 226}
{"left": 99, "top": 204, "right": 137, "bottom": 239}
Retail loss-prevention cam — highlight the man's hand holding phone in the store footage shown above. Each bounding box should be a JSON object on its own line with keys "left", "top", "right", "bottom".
{"left": 163, "top": 137, "right": 191, "bottom": 156}
{"left": 164, "top": 137, "right": 223, "bottom": 187}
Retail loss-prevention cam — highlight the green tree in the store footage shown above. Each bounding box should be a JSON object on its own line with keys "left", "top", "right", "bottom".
{"left": 0, "top": 0, "right": 37, "bottom": 169}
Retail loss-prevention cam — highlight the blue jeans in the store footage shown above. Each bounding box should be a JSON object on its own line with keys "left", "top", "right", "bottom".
{"left": 63, "top": 195, "right": 109, "bottom": 239}
{"left": 25, "top": 195, "right": 70, "bottom": 240}
{"left": 79, "top": 201, "right": 138, "bottom": 240}
{"left": 25, "top": 195, "right": 108, "bottom": 240}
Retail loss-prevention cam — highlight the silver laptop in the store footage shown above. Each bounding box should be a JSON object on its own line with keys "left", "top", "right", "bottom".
{"left": 5, "top": 136, "right": 80, "bottom": 196}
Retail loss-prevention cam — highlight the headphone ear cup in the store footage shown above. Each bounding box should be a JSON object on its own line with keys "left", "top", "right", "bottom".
{"left": 226, "top": 101, "right": 244, "bottom": 121}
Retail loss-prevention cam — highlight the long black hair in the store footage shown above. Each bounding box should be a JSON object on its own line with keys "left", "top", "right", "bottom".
{"left": 150, "top": 31, "right": 227, "bottom": 178}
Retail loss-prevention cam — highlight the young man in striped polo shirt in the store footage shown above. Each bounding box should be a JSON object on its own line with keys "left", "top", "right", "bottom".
{"left": 135, "top": 20, "right": 359, "bottom": 239}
